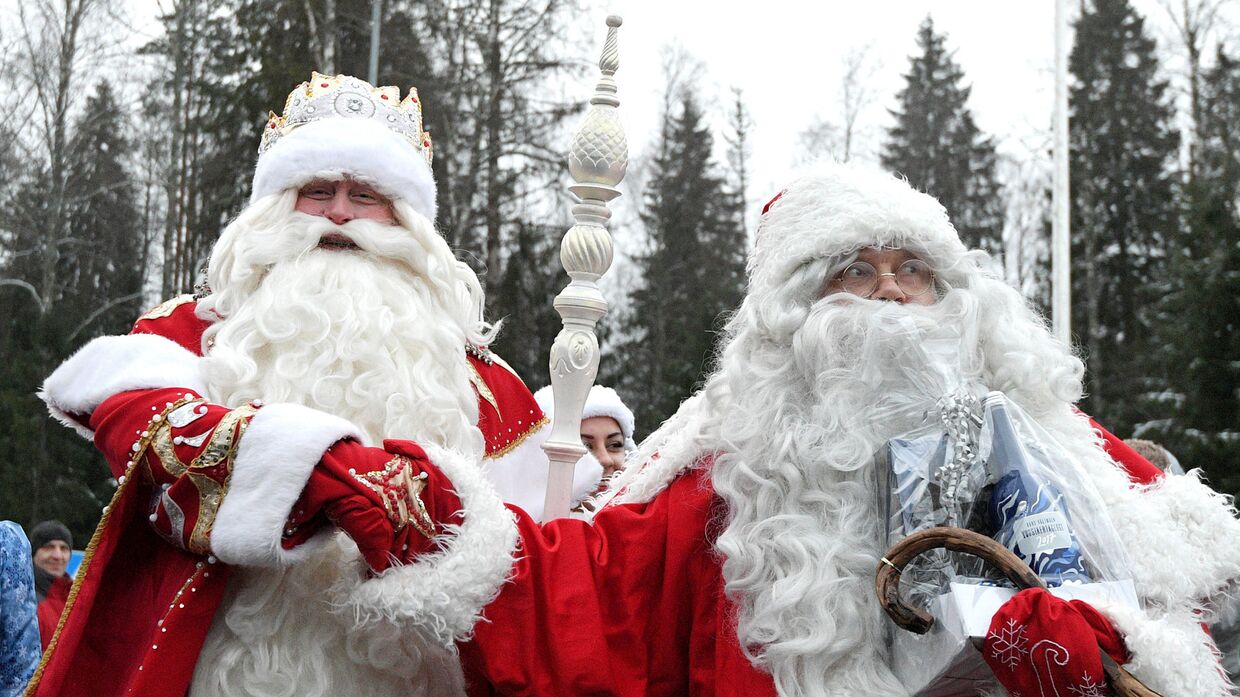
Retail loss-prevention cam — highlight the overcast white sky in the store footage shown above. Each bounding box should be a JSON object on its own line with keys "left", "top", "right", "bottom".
{"left": 606, "top": 1, "right": 1059, "bottom": 201}
{"left": 105, "top": 0, "right": 1235, "bottom": 240}
{"left": 592, "top": 0, "right": 1236, "bottom": 212}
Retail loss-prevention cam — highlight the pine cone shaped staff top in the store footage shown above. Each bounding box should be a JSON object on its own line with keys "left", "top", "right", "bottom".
{"left": 569, "top": 16, "right": 627, "bottom": 191}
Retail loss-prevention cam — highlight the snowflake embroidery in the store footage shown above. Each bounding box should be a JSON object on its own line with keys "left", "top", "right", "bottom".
{"left": 1068, "top": 672, "right": 1107, "bottom": 697}
{"left": 988, "top": 617, "right": 1031, "bottom": 670}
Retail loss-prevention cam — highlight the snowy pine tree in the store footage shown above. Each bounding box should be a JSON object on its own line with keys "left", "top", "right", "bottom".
{"left": 1146, "top": 48, "right": 1240, "bottom": 487}
{"left": 883, "top": 16, "right": 1003, "bottom": 253}
{"left": 487, "top": 220, "right": 567, "bottom": 388}
{"left": 618, "top": 93, "right": 746, "bottom": 433}
{"left": 1068, "top": 0, "right": 1179, "bottom": 434}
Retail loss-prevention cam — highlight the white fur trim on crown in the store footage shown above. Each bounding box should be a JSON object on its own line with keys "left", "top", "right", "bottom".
{"left": 250, "top": 118, "right": 437, "bottom": 222}
{"left": 1099, "top": 602, "right": 1234, "bottom": 697}
{"left": 40, "top": 334, "right": 207, "bottom": 439}
{"left": 480, "top": 419, "right": 603, "bottom": 522}
{"left": 1103, "top": 471, "right": 1240, "bottom": 608}
{"left": 334, "top": 442, "right": 520, "bottom": 647}
{"left": 752, "top": 161, "right": 971, "bottom": 294}
{"left": 210, "top": 403, "right": 364, "bottom": 567}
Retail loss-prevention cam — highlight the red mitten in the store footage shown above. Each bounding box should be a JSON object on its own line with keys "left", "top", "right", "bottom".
{"left": 287, "top": 438, "right": 462, "bottom": 572}
{"left": 983, "top": 588, "right": 1129, "bottom": 697}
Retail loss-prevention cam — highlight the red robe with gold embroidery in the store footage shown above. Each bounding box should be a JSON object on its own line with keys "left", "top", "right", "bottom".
{"left": 30, "top": 296, "right": 550, "bottom": 697}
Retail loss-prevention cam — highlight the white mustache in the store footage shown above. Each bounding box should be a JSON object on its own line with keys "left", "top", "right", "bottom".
{"left": 280, "top": 212, "right": 432, "bottom": 278}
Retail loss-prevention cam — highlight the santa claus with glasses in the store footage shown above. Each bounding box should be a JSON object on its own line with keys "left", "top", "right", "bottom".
{"left": 394, "top": 164, "right": 1240, "bottom": 697}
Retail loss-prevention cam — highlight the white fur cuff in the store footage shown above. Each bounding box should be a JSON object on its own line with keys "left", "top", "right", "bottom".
{"left": 1100, "top": 602, "right": 1234, "bottom": 697}
{"left": 40, "top": 334, "right": 207, "bottom": 439}
{"left": 336, "top": 443, "right": 520, "bottom": 647}
{"left": 211, "top": 403, "right": 363, "bottom": 567}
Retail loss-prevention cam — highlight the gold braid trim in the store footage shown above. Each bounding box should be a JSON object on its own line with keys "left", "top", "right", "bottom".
{"left": 24, "top": 396, "right": 199, "bottom": 696}
{"left": 137, "top": 294, "right": 194, "bottom": 322}
{"left": 484, "top": 415, "right": 549, "bottom": 460}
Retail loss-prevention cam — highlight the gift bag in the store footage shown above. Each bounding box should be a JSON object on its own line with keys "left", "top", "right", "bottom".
{"left": 866, "top": 313, "right": 1137, "bottom": 695}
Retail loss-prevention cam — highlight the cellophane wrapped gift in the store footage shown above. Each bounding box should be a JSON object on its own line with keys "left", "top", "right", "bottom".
{"left": 864, "top": 309, "right": 1139, "bottom": 696}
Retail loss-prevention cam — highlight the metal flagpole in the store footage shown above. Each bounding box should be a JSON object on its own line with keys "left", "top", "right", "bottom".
{"left": 368, "top": 0, "right": 383, "bottom": 85}
{"left": 542, "top": 16, "right": 628, "bottom": 520}
{"left": 1052, "top": 0, "right": 1071, "bottom": 344}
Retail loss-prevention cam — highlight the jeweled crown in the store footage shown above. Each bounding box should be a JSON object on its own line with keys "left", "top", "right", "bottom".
{"left": 259, "top": 71, "right": 433, "bottom": 165}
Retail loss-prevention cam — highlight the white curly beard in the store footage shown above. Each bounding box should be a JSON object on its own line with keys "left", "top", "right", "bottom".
{"left": 198, "top": 205, "right": 481, "bottom": 452}
{"left": 188, "top": 199, "right": 481, "bottom": 697}
{"left": 609, "top": 274, "right": 1098, "bottom": 696}
{"left": 190, "top": 537, "right": 466, "bottom": 697}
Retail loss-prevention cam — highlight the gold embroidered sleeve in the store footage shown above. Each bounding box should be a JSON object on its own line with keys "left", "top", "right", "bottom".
{"left": 133, "top": 397, "right": 260, "bottom": 555}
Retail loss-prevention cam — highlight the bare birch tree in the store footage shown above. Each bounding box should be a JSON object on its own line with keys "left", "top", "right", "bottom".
{"left": 6, "top": 0, "right": 116, "bottom": 312}
{"left": 1159, "top": 0, "right": 1226, "bottom": 180}
{"left": 416, "top": 0, "right": 581, "bottom": 300}
{"left": 796, "top": 44, "right": 879, "bottom": 164}
{"left": 304, "top": 0, "right": 338, "bottom": 74}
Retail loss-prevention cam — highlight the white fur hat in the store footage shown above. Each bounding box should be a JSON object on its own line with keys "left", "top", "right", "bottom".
{"left": 751, "top": 161, "right": 972, "bottom": 294}
{"left": 533, "top": 385, "right": 637, "bottom": 452}
{"left": 250, "top": 73, "right": 437, "bottom": 222}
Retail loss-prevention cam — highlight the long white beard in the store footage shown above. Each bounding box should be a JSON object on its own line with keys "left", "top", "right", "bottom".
{"left": 190, "top": 205, "right": 481, "bottom": 697}
{"left": 199, "top": 211, "right": 481, "bottom": 452}
{"left": 605, "top": 255, "right": 1122, "bottom": 695}
{"left": 190, "top": 537, "right": 466, "bottom": 697}
{"left": 788, "top": 293, "right": 988, "bottom": 453}
{"left": 710, "top": 294, "right": 990, "bottom": 697}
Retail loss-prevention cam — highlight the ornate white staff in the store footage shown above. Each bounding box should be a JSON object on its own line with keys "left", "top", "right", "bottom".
{"left": 542, "top": 15, "right": 628, "bottom": 519}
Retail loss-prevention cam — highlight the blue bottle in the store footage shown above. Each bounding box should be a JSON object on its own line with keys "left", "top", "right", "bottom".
{"left": 984, "top": 391, "right": 1092, "bottom": 585}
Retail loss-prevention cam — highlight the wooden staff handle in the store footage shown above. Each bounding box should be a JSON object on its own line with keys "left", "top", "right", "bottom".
{"left": 876, "top": 527, "right": 1046, "bottom": 634}
{"left": 875, "top": 527, "right": 1161, "bottom": 697}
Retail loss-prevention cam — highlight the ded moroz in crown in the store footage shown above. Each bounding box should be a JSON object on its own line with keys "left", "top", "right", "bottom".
{"left": 250, "top": 71, "right": 439, "bottom": 222}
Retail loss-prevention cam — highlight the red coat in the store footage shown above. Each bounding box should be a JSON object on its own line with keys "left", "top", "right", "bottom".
{"left": 458, "top": 429, "right": 1161, "bottom": 696}
{"left": 28, "top": 296, "right": 546, "bottom": 697}
{"left": 35, "top": 575, "right": 71, "bottom": 652}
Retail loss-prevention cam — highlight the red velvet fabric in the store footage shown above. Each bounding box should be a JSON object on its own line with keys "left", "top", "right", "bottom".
{"left": 129, "top": 296, "right": 212, "bottom": 355}
{"left": 31, "top": 298, "right": 534, "bottom": 697}
{"left": 983, "top": 588, "right": 1128, "bottom": 697}
{"left": 461, "top": 466, "right": 777, "bottom": 697}
{"left": 28, "top": 386, "right": 234, "bottom": 697}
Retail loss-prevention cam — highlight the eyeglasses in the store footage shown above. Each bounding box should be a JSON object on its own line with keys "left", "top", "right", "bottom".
{"left": 829, "top": 259, "right": 936, "bottom": 298}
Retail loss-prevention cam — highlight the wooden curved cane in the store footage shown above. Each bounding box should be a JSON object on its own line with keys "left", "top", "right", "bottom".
{"left": 875, "top": 527, "right": 1161, "bottom": 697}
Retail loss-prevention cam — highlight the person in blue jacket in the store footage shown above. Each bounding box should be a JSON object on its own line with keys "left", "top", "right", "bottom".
{"left": 0, "top": 521, "right": 40, "bottom": 697}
